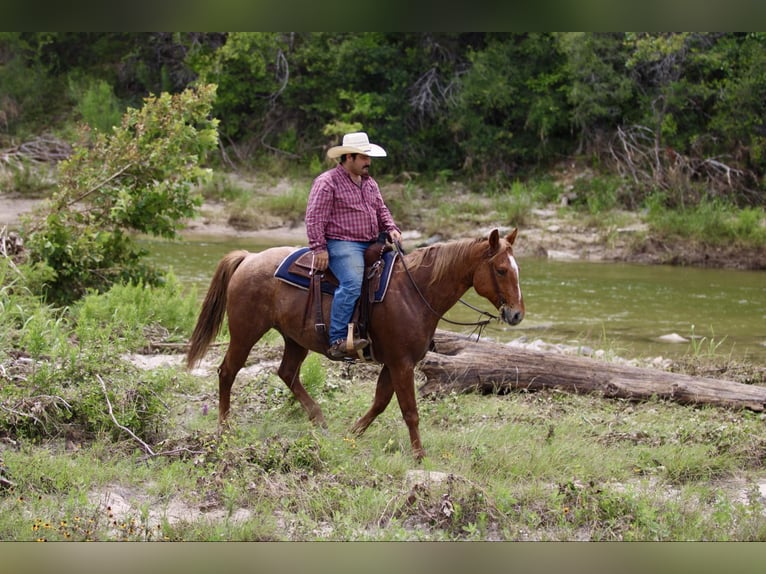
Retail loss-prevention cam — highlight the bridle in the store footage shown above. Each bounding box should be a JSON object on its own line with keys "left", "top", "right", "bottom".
{"left": 393, "top": 240, "right": 501, "bottom": 338}
{"left": 486, "top": 245, "right": 508, "bottom": 311}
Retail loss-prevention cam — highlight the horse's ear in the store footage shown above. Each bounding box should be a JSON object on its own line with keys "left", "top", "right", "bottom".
{"left": 487, "top": 228, "right": 500, "bottom": 254}
{"left": 506, "top": 228, "right": 518, "bottom": 245}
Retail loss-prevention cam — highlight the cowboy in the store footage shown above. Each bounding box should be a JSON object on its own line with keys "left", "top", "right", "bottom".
{"left": 305, "top": 132, "right": 402, "bottom": 359}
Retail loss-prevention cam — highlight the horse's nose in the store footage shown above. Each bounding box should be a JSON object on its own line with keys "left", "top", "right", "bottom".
{"left": 502, "top": 306, "right": 524, "bottom": 325}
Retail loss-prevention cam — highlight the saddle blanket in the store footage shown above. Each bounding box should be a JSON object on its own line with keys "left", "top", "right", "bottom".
{"left": 274, "top": 247, "right": 398, "bottom": 303}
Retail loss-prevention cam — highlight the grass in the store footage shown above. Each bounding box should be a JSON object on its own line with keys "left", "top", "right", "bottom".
{"left": 3, "top": 287, "right": 766, "bottom": 542}
{"left": 645, "top": 194, "right": 766, "bottom": 247}
{"left": 3, "top": 168, "right": 766, "bottom": 542}
{"left": 2, "top": 257, "right": 766, "bottom": 541}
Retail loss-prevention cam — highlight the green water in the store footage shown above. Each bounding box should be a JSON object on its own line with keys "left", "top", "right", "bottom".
{"left": 142, "top": 236, "right": 766, "bottom": 363}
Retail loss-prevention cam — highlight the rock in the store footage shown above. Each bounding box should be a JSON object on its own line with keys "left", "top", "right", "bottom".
{"left": 404, "top": 470, "right": 451, "bottom": 489}
{"left": 546, "top": 250, "right": 580, "bottom": 261}
{"left": 657, "top": 333, "right": 689, "bottom": 343}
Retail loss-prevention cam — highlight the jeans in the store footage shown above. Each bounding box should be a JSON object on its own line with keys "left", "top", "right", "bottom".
{"left": 326, "top": 239, "right": 371, "bottom": 344}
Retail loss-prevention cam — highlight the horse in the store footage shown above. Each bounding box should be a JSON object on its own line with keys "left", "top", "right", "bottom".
{"left": 186, "top": 228, "right": 525, "bottom": 461}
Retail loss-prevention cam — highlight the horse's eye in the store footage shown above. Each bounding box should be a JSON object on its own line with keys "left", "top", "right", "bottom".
{"left": 496, "top": 268, "right": 507, "bottom": 276}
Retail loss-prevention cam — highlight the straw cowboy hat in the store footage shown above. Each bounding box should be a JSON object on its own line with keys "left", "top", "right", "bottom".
{"left": 327, "top": 132, "right": 387, "bottom": 159}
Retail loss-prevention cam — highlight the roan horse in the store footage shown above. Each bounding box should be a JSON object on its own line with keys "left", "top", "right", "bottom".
{"left": 186, "top": 228, "right": 524, "bottom": 460}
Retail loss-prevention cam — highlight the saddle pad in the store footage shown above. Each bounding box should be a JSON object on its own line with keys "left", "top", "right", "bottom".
{"left": 274, "top": 247, "right": 398, "bottom": 303}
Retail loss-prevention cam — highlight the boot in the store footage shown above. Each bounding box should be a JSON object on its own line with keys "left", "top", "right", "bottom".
{"left": 327, "top": 337, "right": 368, "bottom": 360}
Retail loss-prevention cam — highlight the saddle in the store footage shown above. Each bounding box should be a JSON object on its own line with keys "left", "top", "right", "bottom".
{"left": 274, "top": 236, "right": 397, "bottom": 346}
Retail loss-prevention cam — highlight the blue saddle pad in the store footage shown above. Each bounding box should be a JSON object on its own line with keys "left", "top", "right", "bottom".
{"left": 274, "top": 247, "right": 397, "bottom": 303}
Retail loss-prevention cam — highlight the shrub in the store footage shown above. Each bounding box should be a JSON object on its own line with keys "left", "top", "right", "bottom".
{"left": 22, "top": 84, "right": 219, "bottom": 305}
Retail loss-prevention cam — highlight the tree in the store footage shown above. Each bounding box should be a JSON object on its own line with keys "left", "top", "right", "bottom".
{"left": 420, "top": 330, "right": 766, "bottom": 412}
{"left": 22, "top": 84, "right": 219, "bottom": 305}
{"left": 555, "top": 32, "right": 635, "bottom": 154}
{"left": 708, "top": 33, "right": 766, "bottom": 203}
{"left": 451, "top": 33, "right": 570, "bottom": 177}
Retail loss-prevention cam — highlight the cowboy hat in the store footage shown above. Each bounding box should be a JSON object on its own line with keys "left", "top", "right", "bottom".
{"left": 327, "top": 132, "right": 387, "bottom": 159}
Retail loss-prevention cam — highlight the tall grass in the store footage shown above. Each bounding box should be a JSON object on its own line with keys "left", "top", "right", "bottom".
{"left": 4, "top": 275, "right": 765, "bottom": 542}
{"left": 0, "top": 268, "right": 199, "bottom": 443}
{"left": 645, "top": 194, "right": 766, "bottom": 246}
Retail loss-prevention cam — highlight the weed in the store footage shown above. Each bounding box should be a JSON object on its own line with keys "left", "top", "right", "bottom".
{"left": 257, "top": 187, "right": 309, "bottom": 223}
{"left": 299, "top": 353, "right": 326, "bottom": 397}
{"left": 687, "top": 324, "right": 729, "bottom": 360}
{"left": 3, "top": 257, "right": 766, "bottom": 540}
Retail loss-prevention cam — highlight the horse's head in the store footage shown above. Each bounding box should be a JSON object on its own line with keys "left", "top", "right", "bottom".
{"left": 474, "top": 228, "right": 525, "bottom": 326}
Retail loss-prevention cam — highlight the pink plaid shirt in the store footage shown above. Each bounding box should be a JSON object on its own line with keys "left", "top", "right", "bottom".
{"left": 305, "top": 164, "right": 400, "bottom": 252}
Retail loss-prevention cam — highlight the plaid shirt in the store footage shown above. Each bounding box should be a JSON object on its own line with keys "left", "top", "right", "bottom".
{"left": 305, "top": 164, "right": 400, "bottom": 252}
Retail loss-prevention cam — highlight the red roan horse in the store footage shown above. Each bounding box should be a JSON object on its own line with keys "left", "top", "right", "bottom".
{"left": 186, "top": 228, "right": 524, "bottom": 460}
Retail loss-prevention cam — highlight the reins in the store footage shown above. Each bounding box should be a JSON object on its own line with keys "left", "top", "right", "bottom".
{"left": 393, "top": 240, "right": 499, "bottom": 337}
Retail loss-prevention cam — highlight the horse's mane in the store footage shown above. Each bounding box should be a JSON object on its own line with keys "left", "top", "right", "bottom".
{"left": 405, "top": 237, "right": 483, "bottom": 286}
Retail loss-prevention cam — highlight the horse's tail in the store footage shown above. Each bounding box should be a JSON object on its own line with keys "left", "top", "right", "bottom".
{"left": 186, "top": 250, "right": 249, "bottom": 369}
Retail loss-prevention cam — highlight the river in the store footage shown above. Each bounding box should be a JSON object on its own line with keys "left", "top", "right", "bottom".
{"left": 141, "top": 236, "right": 766, "bottom": 364}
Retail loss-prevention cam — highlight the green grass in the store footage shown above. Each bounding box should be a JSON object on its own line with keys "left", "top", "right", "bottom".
{"left": 645, "top": 195, "right": 766, "bottom": 247}
{"left": 3, "top": 307, "right": 766, "bottom": 541}
{"left": 1, "top": 262, "right": 765, "bottom": 540}
{"left": 3, "top": 178, "right": 766, "bottom": 541}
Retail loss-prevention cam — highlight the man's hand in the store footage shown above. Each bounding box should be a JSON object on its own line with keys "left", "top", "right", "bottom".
{"left": 313, "top": 250, "right": 329, "bottom": 272}
{"left": 389, "top": 229, "right": 402, "bottom": 244}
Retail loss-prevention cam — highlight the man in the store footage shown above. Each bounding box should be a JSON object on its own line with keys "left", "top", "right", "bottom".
{"left": 305, "top": 132, "right": 402, "bottom": 360}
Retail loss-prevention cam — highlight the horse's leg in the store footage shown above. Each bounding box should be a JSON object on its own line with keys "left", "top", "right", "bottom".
{"left": 353, "top": 364, "right": 425, "bottom": 460}
{"left": 279, "top": 338, "right": 326, "bottom": 427}
{"left": 350, "top": 365, "right": 395, "bottom": 435}
{"left": 217, "top": 326, "right": 267, "bottom": 427}
{"left": 391, "top": 365, "right": 425, "bottom": 461}
{"left": 217, "top": 340, "right": 251, "bottom": 427}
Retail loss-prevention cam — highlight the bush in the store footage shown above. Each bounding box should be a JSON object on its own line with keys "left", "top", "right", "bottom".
{"left": 0, "top": 273, "right": 198, "bottom": 443}
{"left": 645, "top": 194, "right": 766, "bottom": 246}
{"left": 22, "top": 84, "right": 219, "bottom": 305}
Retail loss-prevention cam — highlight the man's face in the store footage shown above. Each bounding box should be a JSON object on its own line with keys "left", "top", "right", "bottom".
{"left": 346, "top": 153, "right": 371, "bottom": 177}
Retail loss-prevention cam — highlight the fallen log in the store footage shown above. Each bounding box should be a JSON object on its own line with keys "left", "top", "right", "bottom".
{"left": 419, "top": 330, "right": 766, "bottom": 412}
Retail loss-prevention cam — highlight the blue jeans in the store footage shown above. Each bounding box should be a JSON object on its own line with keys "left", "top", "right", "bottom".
{"left": 327, "top": 239, "right": 371, "bottom": 344}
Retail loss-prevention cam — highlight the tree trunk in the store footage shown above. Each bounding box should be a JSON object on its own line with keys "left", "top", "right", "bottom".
{"left": 418, "top": 330, "right": 766, "bottom": 412}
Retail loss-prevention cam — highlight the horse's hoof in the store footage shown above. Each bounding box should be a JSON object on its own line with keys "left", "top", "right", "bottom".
{"left": 350, "top": 420, "right": 368, "bottom": 436}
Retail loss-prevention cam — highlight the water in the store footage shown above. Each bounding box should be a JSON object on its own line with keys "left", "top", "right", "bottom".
{"left": 464, "top": 258, "right": 766, "bottom": 363}
{"left": 141, "top": 236, "right": 766, "bottom": 364}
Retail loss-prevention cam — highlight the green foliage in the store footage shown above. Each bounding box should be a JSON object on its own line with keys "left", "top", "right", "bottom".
{"left": 0, "top": 158, "right": 53, "bottom": 196}
{"left": 491, "top": 180, "right": 536, "bottom": 226}
{"left": 189, "top": 32, "right": 284, "bottom": 142}
{"left": 67, "top": 75, "right": 123, "bottom": 133}
{"left": 570, "top": 174, "right": 624, "bottom": 214}
{"left": 22, "top": 84, "right": 219, "bottom": 304}
{"left": 257, "top": 186, "right": 308, "bottom": 222}
{"left": 708, "top": 33, "right": 766, "bottom": 174}
{"left": 73, "top": 272, "right": 198, "bottom": 349}
{"left": 645, "top": 194, "right": 766, "bottom": 246}
{"left": 299, "top": 353, "right": 326, "bottom": 397}
{"left": 0, "top": 33, "right": 66, "bottom": 138}
{"left": 556, "top": 33, "right": 635, "bottom": 138}
{"left": 0, "top": 274, "right": 198, "bottom": 443}
{"left": 4, "top": 32, "right": 766, "bottom": 206}
{"left": 453, "top": 34, "right": 570, "bottom": 176}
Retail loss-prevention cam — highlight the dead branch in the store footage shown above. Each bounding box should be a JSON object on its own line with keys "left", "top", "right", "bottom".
{"left": 97, "top": 374, "right": 156, "bottom": 457}
{"left": 62, "top": 162, "right": 135, "bottom": 209}
{"left": 97, "top": 374, "right": 204, "bottom": 460}
{"left": 0, "top": 135, "right": 72, "bottom": 166}
{"left": 0, "top": 403, "right": 44, "bottom": 427}
{"left": 608, "top": 124, "right": 753, "bottom": 196}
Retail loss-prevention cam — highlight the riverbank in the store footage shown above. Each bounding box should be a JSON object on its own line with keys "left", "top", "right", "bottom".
{"left": 2, "top": 185, "right": 765, "bottom": 270}
{"left": 184, "top": 198, "right": 766, "bottom": 270}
